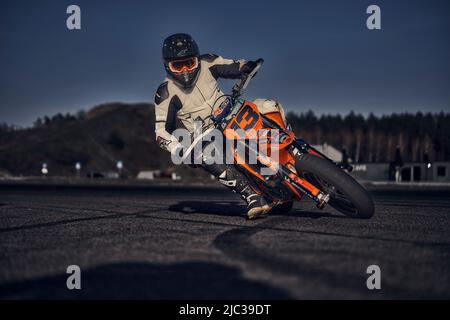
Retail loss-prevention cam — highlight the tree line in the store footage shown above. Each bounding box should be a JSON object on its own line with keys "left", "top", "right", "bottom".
{"left": 286, "top": 110, "right": 450, "bottom": 163}
{"left": 1, "top": 110, "right": 449, "bottom": 163}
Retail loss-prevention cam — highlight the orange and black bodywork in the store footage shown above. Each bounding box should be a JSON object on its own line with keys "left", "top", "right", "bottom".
{"left": 219, "top": 100, "right": 325, "bottom": 203}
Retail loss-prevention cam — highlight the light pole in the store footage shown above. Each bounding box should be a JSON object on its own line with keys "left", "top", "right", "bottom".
{"left": 117, "top": 161, "right": 123, "bottom": 178}
{"left": 41, "top": 163, "right": 48, "bottom": 177}
{"left": 426, "top": 162, "right": 432, "bottom": 182}
{"left": 75, "top": 162, "right": 81, "bottom": 178}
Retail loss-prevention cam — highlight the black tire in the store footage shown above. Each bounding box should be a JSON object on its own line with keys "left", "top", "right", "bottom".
{"left": 271, "top": 201, "right": 294, "bottom": 214}
{"left": 294, "top": 153, "right": 375, "bottom": 219}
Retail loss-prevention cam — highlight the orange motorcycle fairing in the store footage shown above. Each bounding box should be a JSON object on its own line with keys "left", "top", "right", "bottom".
{"left": 263, "top": 111, "right": 287, "bottom": 130}
{"left": 222, "top": 101, "right": 286, "bottom": 173}
{"left": 222, "top": 101, "right": 263, "bottom": 182}
{"left": 222, "top": 100, "right": 319, "bottom": 201}
{"left": 224, "top": 101, "right": 263, "bottom": 139}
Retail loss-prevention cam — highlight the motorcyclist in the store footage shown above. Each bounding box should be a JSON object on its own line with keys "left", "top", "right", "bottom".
{"left": 154, "top": 33, "right": 287, "bottom": 219}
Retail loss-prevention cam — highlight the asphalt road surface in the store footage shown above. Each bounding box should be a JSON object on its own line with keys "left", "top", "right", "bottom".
{"left": 1, "top": 184, "right": 449, "bottom": 299}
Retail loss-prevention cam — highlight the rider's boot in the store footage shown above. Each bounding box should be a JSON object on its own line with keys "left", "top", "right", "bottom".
{"left": 219, "top": 169, "right": 270, "bottom": 219}
{"left": 204, "top": 164, "right": 270, "bottom": 219}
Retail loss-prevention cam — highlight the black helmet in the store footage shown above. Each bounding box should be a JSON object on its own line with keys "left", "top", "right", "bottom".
{"left": 162, "top": 33, "right": 200, "bottom": 89}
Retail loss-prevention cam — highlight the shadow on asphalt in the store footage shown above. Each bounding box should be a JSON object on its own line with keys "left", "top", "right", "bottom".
{"left": 0, "top": 262, "right": 291, "bottom": 299}
{"left": 169, "top": 201, "right": 347, "bottom": 219}
{"left": 169, "top": 201, "right": 245, "bottom": 217}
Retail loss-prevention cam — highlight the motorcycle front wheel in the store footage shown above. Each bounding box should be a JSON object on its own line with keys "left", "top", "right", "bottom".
{"left": 294, "top": 153, "right": 375, "bottom": 219}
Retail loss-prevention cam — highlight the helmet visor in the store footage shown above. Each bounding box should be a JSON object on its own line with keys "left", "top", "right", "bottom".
{"left": 168, "top": 57, "right": 199, "bottom": 73}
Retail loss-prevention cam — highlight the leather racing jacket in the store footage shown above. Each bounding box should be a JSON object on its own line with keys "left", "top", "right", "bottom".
{"left": 154, "top": 54, "right": 253, "bottom": 154}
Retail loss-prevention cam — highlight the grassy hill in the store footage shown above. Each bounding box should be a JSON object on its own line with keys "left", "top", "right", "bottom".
{"left": 0, "top": 102, "right": 174, "bottom": 177}
{"left": 1, "top": 102, "right": 448, "bottom": 178}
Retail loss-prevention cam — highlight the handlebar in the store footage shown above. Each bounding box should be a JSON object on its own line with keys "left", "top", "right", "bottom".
{"left": 231, "top": 58, "right": 264, "bottom": 100}
{"left": 211, "top": 58, "right": 264, "bottom": 124}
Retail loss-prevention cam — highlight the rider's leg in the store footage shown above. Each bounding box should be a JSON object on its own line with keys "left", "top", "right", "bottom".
{"left": 248, "top": 99, "right": 296, "bottom": 214}
{"left": 202, "top": 163, "right": 270, "bottom": 219}
{"left": 253, "top": 99, "right": 291, "bottom": 129}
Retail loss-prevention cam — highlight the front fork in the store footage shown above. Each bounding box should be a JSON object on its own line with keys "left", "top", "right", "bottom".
{"left": 239, "top": 136, "right": 332, "bottom": 209}
{"left": 282, "top": 144, "right": 331, "bottom": 209}
{"left": 282, "top": 164, "right": 330, "bottom": 209}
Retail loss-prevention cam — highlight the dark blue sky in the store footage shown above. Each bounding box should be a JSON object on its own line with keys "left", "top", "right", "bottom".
{"left": 1, "top": 0, "right": 449, "bottom": 126}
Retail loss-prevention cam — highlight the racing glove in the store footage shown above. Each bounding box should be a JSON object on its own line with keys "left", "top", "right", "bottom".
{"left": 241, "top": 60, "right": 258, "bottom": 75}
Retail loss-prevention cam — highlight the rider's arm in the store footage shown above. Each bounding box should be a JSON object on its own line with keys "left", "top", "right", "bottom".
{"left": 154, "top": 81, "right": 182, "bottom": 154}
{"left": 202, "top": 54, "right": 257, "bottom": 79}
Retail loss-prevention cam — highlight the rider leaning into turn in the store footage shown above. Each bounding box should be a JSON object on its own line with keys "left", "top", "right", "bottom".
{"left": 154, "top": 33, "right": 287, "bottom": 219}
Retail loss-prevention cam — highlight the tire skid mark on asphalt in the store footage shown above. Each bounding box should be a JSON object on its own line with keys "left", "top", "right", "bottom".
{"left": 132, "top": 210, "right": 248, "bottom": 228}
{"left": 212, "top": 216, "right": 444, "bottom": 298}
{"left": 374, "top": 202, "right": 450, "bottom": 209}
{"left": 0, "top": 203, "right": 169, "bottom": 214}
{"left": 376, "top": 198, "right": 450, "bottom": 203}
{"left": 0, "top": 204, "right": 246, "bottom": 234}
{"left": 198, "top": 210, "right": 450, "bottom": 248}
{"left": 0, "top": 203, "right": 169, "bottom": 225}
{"left": 0, "top": 205, "right": 244, "bottom": 234}
{"left": 292, "top": 228, "right": 450, "bottom": 248}
{"left": 0, "top": 207, "right": 167, "bottom": 233}
{"left": 0, "top": 220, "right": 202, "bottom": 259}
{"left": 2, "top": 204, "right": 449, "bottom": 249}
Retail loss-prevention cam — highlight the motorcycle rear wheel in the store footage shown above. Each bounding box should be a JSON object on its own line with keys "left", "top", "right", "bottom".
{"left": 294, "top": 153, "right": 375, "bottom": 219}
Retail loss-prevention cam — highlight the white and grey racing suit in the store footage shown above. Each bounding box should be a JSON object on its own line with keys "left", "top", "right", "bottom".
{"left": 153, "top": 53, "right": 286, "bottom": 200}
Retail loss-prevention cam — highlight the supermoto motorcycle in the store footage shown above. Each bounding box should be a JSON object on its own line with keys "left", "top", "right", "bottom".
{"left": 186, "top": 59, "right": 374, "bottom": 218}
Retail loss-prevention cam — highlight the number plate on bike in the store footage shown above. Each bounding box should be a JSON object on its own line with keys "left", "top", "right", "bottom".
{"left": 225, "top": 101, "right": 263, "bottom": 138}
